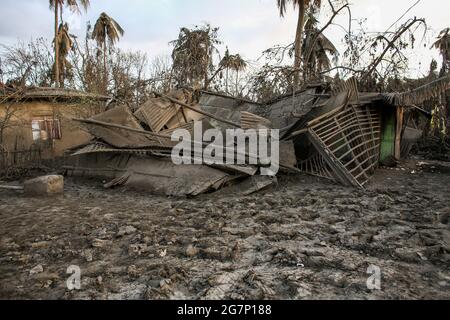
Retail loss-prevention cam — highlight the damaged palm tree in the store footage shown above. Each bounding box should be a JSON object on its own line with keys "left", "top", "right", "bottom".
{"left": 219, "top": 51, "right": 247, "bottom": 96}
{"left": 430, "top": 28, "right": 449, "bottom": 139}
{"left": 302, "top": 14, "right": 338, "bottom": 81}
{"left": 277, "top": 0, "right": 322, "bottom": 88}
{"left": 92, "top": 12, "right": 125, "bottom": 94}
{"left": 170, "top": 25, "right": 221, "bottom": 90}
{"left": 55, "top": 23, "right": 74, "bottom": 86}
{"left": 433, "top": 28, "right": 450, "bottom": 75}
{"left": 49, "top": 0, "right": 90, "bottom": 88}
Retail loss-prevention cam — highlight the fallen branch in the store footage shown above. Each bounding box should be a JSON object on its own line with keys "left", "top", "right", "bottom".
{"left": 362, "top": 17, "right": 426, "bottom": 80}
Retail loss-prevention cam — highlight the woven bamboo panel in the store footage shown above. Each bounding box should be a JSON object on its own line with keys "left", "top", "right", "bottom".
{"left": 308, "top": 104, "right": 382, "bottom": 187}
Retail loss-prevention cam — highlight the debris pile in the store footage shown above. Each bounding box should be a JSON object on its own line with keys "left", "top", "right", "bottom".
{"left": 65, "top": 75, "right": 449, "bottom": 195}
{"left": 66, "top": 89, "right": 292, "bottom": 196}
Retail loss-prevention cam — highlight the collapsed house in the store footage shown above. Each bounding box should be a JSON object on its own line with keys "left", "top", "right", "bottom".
{"left": 65, "top": 75, "right": 449, "bottom": 196}
{"left": 65, "top": 89, "right": 290, "bottom": 196}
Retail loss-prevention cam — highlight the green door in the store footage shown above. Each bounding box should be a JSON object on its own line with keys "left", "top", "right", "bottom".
{"left": 380, "top": 110, "right": 396, "bottom": 163}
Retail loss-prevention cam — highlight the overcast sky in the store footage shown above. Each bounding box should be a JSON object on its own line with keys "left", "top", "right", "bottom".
{"left": 0, "top": 0, "right": 448, "bottom": 76}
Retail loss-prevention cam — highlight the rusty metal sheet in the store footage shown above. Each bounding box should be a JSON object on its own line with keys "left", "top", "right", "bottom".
{"left": 134, "top": 98, "right": 180, "bottom": 132}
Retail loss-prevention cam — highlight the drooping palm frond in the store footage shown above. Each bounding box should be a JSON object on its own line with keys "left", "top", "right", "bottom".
{"left": 49, "top": 0, "right": 90, "bottom": 12}
{"left": 57, "top": 23, "right": 73, "bottom": 58}
{"left": 277, "top": 0, "right": 321, "bottom": 17}
{"left": 49, "top": 0, "right": 89, "bottom": 87}
{"left": 229, "top": 54, "right": 247, "bottom": 72}
{"left": 91, "top": 12, "right": 124, "bottom": 94}
{"left": 92, "top": 12, "right": 125, "bottom": 47}
{"left": 276, "top": 0, "right": 323, "bottom": 86}
{"left": 170, "top": 25, "right": 221, "bottom": 87}
{"left": 433, "top": 28, "right": 450, "bottom": 53}
{"left": 219, "top": 48, "right": 232, "bottom": 69}
{"left": 302, "top": 14, "right": 337, "bottom": 77}
{"left": 220, "top": 51, "right": 247, "bottom": 72}
{"left": 433, "top": 28, "right": 450, "bottom": 71}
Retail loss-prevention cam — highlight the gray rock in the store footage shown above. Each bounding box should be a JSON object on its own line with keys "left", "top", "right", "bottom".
{"left": 117, "top": 226, "right": 137, "bottom": 236}
{"left": 29, "top": 264, "right": 43, "bottom": 275}
{"left": 24, "top": 175, "right": 64, "bottom": 196}
{"left": 83, "top": 249, "right": 93, "bottom": 262}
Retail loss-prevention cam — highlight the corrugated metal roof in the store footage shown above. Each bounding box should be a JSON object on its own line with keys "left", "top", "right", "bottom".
{"left": 134, "top": 98, "right": 180, "bottom": 132}
{"left": 240, "top": 111, "right": 272, "bottom": 129}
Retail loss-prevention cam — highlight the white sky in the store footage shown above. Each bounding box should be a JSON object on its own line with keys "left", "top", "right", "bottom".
{"left": 0, "top": 0, "right": 449, "bottom": 77}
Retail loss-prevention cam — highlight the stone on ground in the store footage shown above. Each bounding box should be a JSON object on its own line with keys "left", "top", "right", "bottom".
{"left": 24, "top": 175, "right": 64, "bottom": 196}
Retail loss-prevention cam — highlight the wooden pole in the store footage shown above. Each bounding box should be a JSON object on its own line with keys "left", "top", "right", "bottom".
{"left": 54, "top": 1, "right": 60, "bottom": 88}
{"left": 395, "top": 106, "right": 404, "bottom": 160}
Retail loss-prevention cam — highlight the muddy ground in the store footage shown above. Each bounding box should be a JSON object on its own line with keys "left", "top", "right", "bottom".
{"left": 0, "top": 160, "right": 449, "bottom": 300}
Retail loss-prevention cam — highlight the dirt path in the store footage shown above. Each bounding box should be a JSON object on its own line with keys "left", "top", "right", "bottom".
{"left": 0, "top": 161, "right": 449, "bottom": 300}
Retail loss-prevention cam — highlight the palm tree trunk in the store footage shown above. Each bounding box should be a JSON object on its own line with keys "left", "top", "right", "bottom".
{"left": 61, "top": 60, "right": 65, "bottom": 87}
{"left": 204, "top": 46, "right": 210, "bottom": 90}
{"left": 235, "top": 70, "right": 239, "bottom": 96}
{"left": 225, "top": 67, "right": 229, "bottom": 94}
{"left": 293, "top": 1, "right": 306, "bottom": 89}
{"left": 54, "top": 1, "right": 60, "bottom": 88}
{"left": 103, "top": 41, "right": 107, "bottom": 94}
{"left": 204, "top": 59, "right": 209, "bottom": 90}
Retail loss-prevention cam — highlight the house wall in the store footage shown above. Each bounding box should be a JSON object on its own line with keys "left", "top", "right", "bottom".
{"left": 0, "top": 100, "right": 104, "bottom": 158}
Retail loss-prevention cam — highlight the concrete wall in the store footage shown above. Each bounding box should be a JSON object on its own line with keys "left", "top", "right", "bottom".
{"left": 0, "top": 100, "right": 104, "bottom": 158}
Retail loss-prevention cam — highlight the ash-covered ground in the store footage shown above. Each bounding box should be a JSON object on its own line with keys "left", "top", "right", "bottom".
{"left": 0, "top": 160, "right": 449, "bottom": 300}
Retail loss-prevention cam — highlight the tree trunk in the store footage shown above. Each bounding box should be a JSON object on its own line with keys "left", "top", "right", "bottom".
{"left": 61, "top": 60, "right": 65, "bottom": 87}
{"left": 204, "top": 60, "right": 209, "bottom": 90}
{"left": 204, "top": 46, "right": 210, "bottom": 90}
{"left": 103, "top": 41, "right": 107, "bottom": 94}
{"left": 293, "top": 1, "right": 306, "bottom": 89}
{"left": 59, "top": 0, "right": 65, "bottom": 88}
{"left": 225, "top": 68, "right": 229, "bottom": 94}
{"left": 235, "top": 70, "right": 239, "bottom": 96}
{"left": 54, "top": 1, "right": 60, "bottom": 88}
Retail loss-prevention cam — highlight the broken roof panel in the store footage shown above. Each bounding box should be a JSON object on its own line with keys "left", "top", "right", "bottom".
{"left": 66, "top": 153, "right": 235, "bottom": 197}
{"left": 240, "top": 111, "right": 272, "bottom": 129}
{"left": 262, "top": 87, "right": 325, "bottom": 129}
{"left": 134, "top": 98, "right": 181, "bottom": 132}
{"left": 79, "top": 105, "right": 171, "bottom": 148}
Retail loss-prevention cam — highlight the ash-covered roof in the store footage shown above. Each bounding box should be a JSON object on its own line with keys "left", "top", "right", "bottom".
{"left": 0, "top": 86, "right": 111, "bottom": 102}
